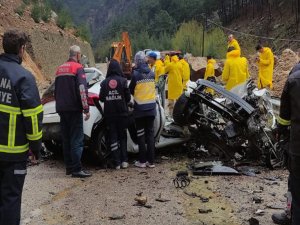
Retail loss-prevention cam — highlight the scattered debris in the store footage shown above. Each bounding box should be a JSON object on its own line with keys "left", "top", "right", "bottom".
{"left": 266, "top": 204, "right": 285, "bottom": 210}
{"left": 109, "top": 214, "right": 126, "bottom": 220}
{"left": 198, "top": 208, "right": 213, "bottom": 214}
{"left": 173, "top": 171, "right": 190, "bottom": 188}
{"left": 237, "top": 166, "right": 261, "bottom": 177}
{"left": 248, "top": 217, "right": 260, "bottom": 225}
{"left": 192, "top": 165, "right": 240, "bottom": 176}
{"left": 155, "top": 194, "right": 171, "bottom": 203}
{"left": 255, "top": 209, "right": 265, "bottom": 216}
{"left": 134, "top": 192, "right": 147, "bottom": 206}
{"left": 183, "top": 191, "right": 202, "bottom": 198}
{"left": 200, "top": 196, "right": 210, "bottom": 203}
{"left": 161, "top": 156, "right": 169, "bottom": 160}
{"left": 133, "top": 203, "right": 153, "bottom": 209}
{"left": 253, "top": 196, "right": 263, "bottom": 204}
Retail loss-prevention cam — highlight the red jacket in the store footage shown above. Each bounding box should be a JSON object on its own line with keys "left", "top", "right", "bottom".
{"left": 54, "top": 59, "right": 89, "bottom": 113}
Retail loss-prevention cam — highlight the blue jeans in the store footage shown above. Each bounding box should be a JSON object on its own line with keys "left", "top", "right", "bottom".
{"left": 59, "top": 112, "right": 84, "bottom": 173}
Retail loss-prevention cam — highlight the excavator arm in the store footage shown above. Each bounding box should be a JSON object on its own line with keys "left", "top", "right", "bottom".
{"left": 111, "top": 32, "right": 132, "bottom": 77}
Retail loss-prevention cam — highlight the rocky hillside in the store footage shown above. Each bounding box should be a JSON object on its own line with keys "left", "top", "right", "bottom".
{"left": 0, "top": 0, "right": 95, "bottom": 91}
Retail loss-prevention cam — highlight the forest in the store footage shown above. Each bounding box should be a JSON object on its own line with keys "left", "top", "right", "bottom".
{"left": 51, "top": 0, "right": 299, "bottom": 60}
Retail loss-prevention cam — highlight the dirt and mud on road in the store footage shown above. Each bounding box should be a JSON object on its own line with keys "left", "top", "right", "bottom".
{"left": 22, "top": 152, "right": 288, "bottom": 225}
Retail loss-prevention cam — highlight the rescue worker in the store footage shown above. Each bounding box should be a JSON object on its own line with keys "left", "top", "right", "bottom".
{"left": 204, "top": 56, "right": 217, "bottom": 95}
{"left": 0, "top": 29, "right": 42, "bottom": 225}
{"left": 271, "top": 63, "right": 300, "bottom": 225}
{"left": 148, "top": 52, "right": 165, "bottom": 83}
{"left": 222, "top": 47, "right": 249, "bottom": 91}
{"left": 277, "top": 62, "right": 300, "bottom": 225}
{"left": 256, "top": 44, "right": 274, "bottom": 89}
{"left": 179, "top": 55, "right": 191, "bottom": 91}
{"left": 99, "top": 59, "right": 131, "bottom": 169}
{"left": 129, "top": 51, "right": 156, "bottom": 168}
{"left": 227, "top": 34, "right": 241, "bottom": 58}
{"left": 164, "top": 55, "right": 183, "bottom": 117}
{"left": 204, "top": 56, "right": 216, "bottom": 81}
{"left": 54, "top": 45, "right": 92, "bottom": 178}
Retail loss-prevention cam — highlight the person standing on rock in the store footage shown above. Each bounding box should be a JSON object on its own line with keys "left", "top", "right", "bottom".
{"left": 256, "top": 44, "right": 274, "bottom": 89}
{"left": 99, "top": 59, "right": 131, "bottom": 170}
{"left": 0, "top": 29, "right": 43, "bottom": 225}
{"left": 54, "top": 45, "right": 92, "bottom": 178}
{"left": 129, "top": 51, "right": 156, "bottom": 168}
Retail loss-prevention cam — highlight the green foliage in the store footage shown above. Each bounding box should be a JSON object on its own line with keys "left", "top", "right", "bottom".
{"left": 171, "top": 21, "right": 227, "bottom": 58}
{"left": 23, "top": 0, "right": 31, "bottom": 5}
{"left": 31, "top": 4, "right": 41, "bottom": 23}
{"left": 172, "top": 21, "right": 203, "bottom": 56}
{"left": 41, "top": 1, "right": 52, "bottom": 22}
{"left": 76, "top": 24, "right": 92, "bottom": 42}
{"left": 14, "top": 3, "right": 26, "bottom": 16}
{"left": 204, "top": 28, "right": 227, "bottom": 58}
{"left": 57, "top": 9, "right": 73, "bottom": 29}
{"left": 31, "top": 1, "right": 51, "bottom": 23}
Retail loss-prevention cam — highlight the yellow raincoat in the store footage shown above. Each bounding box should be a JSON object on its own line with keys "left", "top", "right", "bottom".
{"left": 204, "top": 59, "right": 216, "bottom": 95}
{"left": 180, "top": 59, "right": 190, "bottom": 90}
{"left": 151, "top": 59, "right": 165, "bottom": 82}
{"left": 165, "top": 55, "right": 183, "bottom": 100}
{"left": 222, "top": 53, "right": 249, "bottom": 91}
{"left": 227, "top": 39, "right": 241, "bottom": 58}
{"left": 204, "top": 59, "right": 216, "bottom": 79}
{"left": 258, "top": 47, "right": 274, "bottom": 89}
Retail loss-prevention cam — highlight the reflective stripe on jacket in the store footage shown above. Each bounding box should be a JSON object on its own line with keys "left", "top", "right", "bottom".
{"left": 0, "top": 54, "right": 43, "bottom": 161}
{"left": 129, "top": 63, "right": 156, "bottom": 118}
{"left": 279, "top": 64, "right": 300, "bottom": 156}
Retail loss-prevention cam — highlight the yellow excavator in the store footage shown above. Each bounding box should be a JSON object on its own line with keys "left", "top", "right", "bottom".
{"left": 110, "top": 32, "right": 132, "bottom": 77}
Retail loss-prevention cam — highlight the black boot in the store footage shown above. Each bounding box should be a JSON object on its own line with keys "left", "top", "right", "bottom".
{"left": 272, "top": 212, "right": 291, "bottom": 225}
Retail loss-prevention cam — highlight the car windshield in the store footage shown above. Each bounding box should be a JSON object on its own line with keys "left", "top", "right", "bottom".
{"left": 85, "top": 70, "right": 101, "bottom": 83}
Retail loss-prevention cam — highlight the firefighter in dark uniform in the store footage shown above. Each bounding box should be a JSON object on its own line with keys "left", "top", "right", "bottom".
{"left": 100, "top": 59, "right": 131, "bottom": 169}
{"left": 54, "top": 45, "right": 91, "bottom": 178}
{"left": 0, "top": 29, "right": 42, "bottom": 225}
{"left": 278, "top": 63, "right": 300, "bottom": 225}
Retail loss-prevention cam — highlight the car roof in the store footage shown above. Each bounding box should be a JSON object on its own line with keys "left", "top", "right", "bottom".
{"left": 84, "top": 67, "right": 104, "bottom": 76}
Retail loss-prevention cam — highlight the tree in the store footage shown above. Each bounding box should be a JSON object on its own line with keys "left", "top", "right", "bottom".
{"left": 172, "top": 21, "right": 203, "bottom": 55}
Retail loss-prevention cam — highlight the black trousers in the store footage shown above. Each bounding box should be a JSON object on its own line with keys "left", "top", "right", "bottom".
{"left": 107, "top": 117, "right": 128, "bottom": 166}
{"left": 0, "top": 161, "right": 27, "bottom": 225}
{"left": 289, "top": 155, "right": 300, "bottom": 225}
{"left": 136, "top": 116, "right": 155, "bottom": 164}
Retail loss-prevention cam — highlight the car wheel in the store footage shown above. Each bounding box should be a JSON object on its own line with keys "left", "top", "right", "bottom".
{"left": 44, "top": 140, "right": 62, "bottom": 155}
{"left": 173, "top": 94, "right": 189, "bottom": 126}
{"left": 91, "top": 125, "right": 113, "bottom": 167}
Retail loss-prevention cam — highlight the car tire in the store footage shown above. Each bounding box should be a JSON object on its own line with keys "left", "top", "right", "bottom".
{"left": 91, "top": 125, "right": 113, "bottom": 167}
{"left": 173, "top": 94, "right": 189, "bottom": 126}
